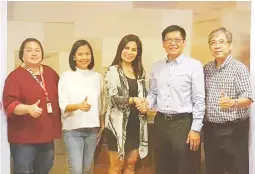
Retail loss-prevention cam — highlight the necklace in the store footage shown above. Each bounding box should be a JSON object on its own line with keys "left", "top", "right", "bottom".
{"left": 127, "top": 68, "right": 133, "bottom": 75}
{"left": 123, "top": 67, "right": 134, "bottom": 78}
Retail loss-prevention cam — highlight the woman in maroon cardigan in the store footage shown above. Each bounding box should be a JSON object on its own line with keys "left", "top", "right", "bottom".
{"left": 2, "top": 38, "right": 61, "bottom": 174}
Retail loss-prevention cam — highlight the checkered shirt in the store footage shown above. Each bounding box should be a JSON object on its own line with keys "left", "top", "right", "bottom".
{"left": 204, "top": 56, "right": 252, "bottom": 123}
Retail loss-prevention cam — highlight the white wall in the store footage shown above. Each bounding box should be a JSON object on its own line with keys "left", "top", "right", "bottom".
{"left": 0, "top": 1, "right": 10, "bottom": 174}
{"left": 249, "top": 1, "right": 255, "bottom": 173}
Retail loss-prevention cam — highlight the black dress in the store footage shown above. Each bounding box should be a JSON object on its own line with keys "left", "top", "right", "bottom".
{"left": 105, "top": 76, "right": 140, "bottom": 153}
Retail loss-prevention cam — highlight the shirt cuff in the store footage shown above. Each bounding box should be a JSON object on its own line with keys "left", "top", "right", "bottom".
{"left": 146, "top": 97, "right": 154, "bottom": 110}
{"left": 60, "top": 103, "right": 71, "bottom": 118}
{"left": 7, "top": 101, "right": 22, "bottom": 117}
{"left": 190, "top": 122, "right": 203, "bottom": 132}
{"left": 239, "top": 93, "right": 253, "bottom": 102}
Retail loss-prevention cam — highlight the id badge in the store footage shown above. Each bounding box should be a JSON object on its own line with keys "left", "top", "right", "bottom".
{"left": 46, "top": 102, "right": 53, "bottom": 114}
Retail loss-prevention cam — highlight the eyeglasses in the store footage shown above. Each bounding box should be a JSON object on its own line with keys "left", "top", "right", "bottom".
{"left": 209, "top": 39, "right": 231, "bottom": 46}
{"left": 164, "top": 38, "right": 183, "bottom": 44}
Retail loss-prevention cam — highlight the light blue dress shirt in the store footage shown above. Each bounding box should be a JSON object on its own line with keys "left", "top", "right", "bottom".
{"left": 146, "top": 54, "right": 205, "bottom": 132}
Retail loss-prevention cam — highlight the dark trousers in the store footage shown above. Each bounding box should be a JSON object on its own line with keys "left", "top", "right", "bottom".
{"left": 154, "top": 112, "right": 201, "bottom": 174}
{"left": 10, "top": 141, "right": 54, "bottom": 174}
{"left": 204, "top": 118, "right": 249, "bottom": 174}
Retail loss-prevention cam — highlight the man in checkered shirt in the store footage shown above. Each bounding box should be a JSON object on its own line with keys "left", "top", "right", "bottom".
{"left": 204, "top": 27, "right": 253, "bottom": 174}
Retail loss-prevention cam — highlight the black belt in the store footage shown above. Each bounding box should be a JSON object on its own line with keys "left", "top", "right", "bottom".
{"left": 157, "top": 112, "right": 192, "bottom": 121}
{"left": 205, "top": 117, "right": 249, "bottom": 127}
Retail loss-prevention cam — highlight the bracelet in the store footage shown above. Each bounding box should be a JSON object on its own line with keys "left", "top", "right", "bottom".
{"left": 130, "top": 97, "right": 133, "bottom": 105}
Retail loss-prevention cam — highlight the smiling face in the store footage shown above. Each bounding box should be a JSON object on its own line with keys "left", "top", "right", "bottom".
{"left": 209, "top": 32, "right": 232, "bottom": 60}
{"left": 74, "top": 45, "right": 92, "bottom": 70}
{"left": 163, "top": 31, "right": 186, "bottom": 59}
{"left": 22, "top": 41, "right": 43, "bottom": 66}
{"left": 121, "top": 41, "right": 138, "bottom": 64}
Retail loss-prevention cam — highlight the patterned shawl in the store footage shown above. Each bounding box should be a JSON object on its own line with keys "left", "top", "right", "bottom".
{"left": 104, "top": 65, "right": 148, "bottom": 159}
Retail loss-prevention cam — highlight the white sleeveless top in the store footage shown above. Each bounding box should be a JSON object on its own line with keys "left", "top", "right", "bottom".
{"left": 58, "top": 68, "right": 102, "bottom": 130}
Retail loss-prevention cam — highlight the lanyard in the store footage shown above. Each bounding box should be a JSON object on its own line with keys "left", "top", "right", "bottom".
{"left": 22, "top": 64, "right": 49, "bottom": 101}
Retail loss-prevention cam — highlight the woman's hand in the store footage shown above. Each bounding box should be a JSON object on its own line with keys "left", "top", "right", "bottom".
{"left": 28, "top": 100, "right": 43, "bottom": 118}
{"left": 97, "top": 125, "right": 105, "bottom": 146}
{"left": 78, "top": 97, "right": 91, "bottom": 112}
{"left": 134, "top": 97, "right": 149, "bottom": 114}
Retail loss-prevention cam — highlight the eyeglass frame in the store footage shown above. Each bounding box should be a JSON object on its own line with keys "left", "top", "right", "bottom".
{"left": 163, "top": 37, "right": 184, "bottom": 44}
{"left": 209, "top": 39, "right": 232, "bottom": 46}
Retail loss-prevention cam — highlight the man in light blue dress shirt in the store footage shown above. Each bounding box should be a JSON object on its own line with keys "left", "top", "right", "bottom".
{"left": 146, "top": 25, "right": 205, "bottom": 174}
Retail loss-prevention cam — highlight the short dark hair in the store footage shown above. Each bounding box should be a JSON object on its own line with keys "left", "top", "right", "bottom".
{"left": 69, "top": 40, "right": 95, "bottom": 71}
{"left": 161, "top": 25, "right": 186, "bottom": 41}
{"left": 111, "top": 34, "right": 144, "bottom": 78}
{"left": 19, "top": 38, "right": 44, "bottom": 62}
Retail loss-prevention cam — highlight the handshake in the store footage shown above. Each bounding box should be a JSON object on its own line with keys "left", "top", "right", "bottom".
{"left": 131, "top": 97, "right": 149, "bottom": 114}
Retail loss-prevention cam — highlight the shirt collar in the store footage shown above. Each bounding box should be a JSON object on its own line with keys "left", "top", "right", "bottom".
{"left": 165, "top": 54, "right": 185, "bottom": 64}
{"left": 214, "top": 54, "right": 232, "bottom": 69}
{"left": 76, "top": 67, "right": 89, "bottom": 73}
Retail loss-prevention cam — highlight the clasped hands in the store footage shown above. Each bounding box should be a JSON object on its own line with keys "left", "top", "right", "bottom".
{"left": 132, "top": 97, "right": 149, "bottom": 114}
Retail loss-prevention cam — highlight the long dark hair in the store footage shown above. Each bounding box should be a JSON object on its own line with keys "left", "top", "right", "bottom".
{"left": 111, "top": 34, "right": 144, "bottom": 78}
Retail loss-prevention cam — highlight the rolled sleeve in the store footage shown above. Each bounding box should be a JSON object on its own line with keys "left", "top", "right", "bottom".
{"left": 236, "top": 66, "right": 253, "bottom": 101}
{"left": 2, "top": 75, "right": 22, "bottom": 118}
{"left": 58, "top": 72, "right": 71, "bottom": 118}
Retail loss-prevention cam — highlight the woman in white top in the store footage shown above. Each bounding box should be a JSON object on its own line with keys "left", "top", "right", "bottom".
{"left": 58, "top": 40, "right": 104, "bottom": 174}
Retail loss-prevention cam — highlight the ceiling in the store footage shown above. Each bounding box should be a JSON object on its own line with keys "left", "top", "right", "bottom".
{"left": 133, "top": 1, "right": 250, "bottom": 22}
{"left": 7, "top": 1, "right": 250, "bottom": 22}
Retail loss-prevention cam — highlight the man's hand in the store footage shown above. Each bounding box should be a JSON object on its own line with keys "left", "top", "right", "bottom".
{"left": 186, "top": 130, "right": 200, "bottom": 151}
{"left": 28, "top": 100, "right": 43, "bottom": 118}
{"left": 219, "top": 91, "right": 235, "bottom": 109}
{"left": 78, "top": 97, "right": 91, "bottom": 112}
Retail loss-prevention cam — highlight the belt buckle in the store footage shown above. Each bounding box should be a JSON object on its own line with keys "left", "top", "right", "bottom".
{"left": 164, "top": 115, "right": 173, "bottom": 120}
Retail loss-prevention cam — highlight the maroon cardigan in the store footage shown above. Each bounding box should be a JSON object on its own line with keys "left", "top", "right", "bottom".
{"left": 3, "top": 65, "right": 62, "bottom": 143}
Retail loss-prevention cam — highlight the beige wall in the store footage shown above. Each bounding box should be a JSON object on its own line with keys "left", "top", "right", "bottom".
{"left": 7, "top": 2, "right": 251, "bottom": 74}
{"left": 191, "top": 2, "right": 251, "bottom": 66}
{"left": 7, "top": 6, "right": 193, "bottom": 76}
